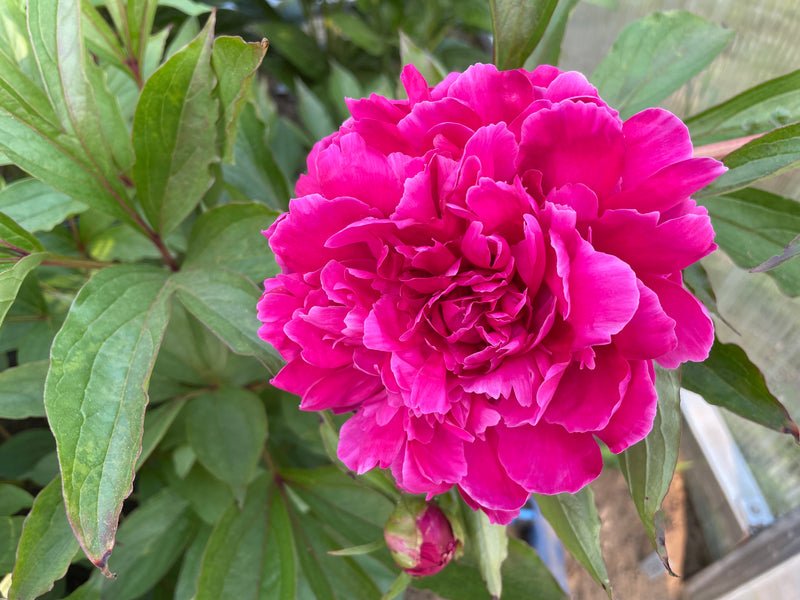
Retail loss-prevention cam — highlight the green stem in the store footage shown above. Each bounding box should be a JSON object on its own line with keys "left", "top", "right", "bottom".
{"left": 42, "top": 255, "right": 117, "bottom": 270}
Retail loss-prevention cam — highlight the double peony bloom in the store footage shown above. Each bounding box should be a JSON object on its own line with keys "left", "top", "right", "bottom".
{"left": 258, "top": 63, "right": 724, "bottom": 524}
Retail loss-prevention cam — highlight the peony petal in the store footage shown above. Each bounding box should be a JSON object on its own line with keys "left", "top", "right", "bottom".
{"left": 643, "top": 274, "right": 715, "bottom": 368}
{"left": 448, "top": 63, "right": 535, "bottom": 125}
{"left": 269, "top": 194, "right": 380, "bottom": 272}
{"left": 592, "top": 207, "right": 717, "bottom": 273}
{"left": 603, "top": 157, "right": 726, "bottom": 213}
{"left": 613, "top": 279, "right": 678, "bottom": 359}
{"left": 338, "top": 406, "right": 405, "bottom": 473}
{"left": 544, "top": 346, "right": 631, "bottom": 432}
{"left": 460, "top": 123, "right": 519, "bottom": 183}
{"left": 621, "top": 108, "right": 694, "bottom": 185}
{"left": 497, "top": 422, "right": 603, "bottom": 494}
{"left": 597, "top": 360, "right": 657, "bottom": 453}
{"left": 519, "top": 100, "right": 625, "bottom": 198}
{"left": 457, "top": 429, "right": 531, "bottom": 511}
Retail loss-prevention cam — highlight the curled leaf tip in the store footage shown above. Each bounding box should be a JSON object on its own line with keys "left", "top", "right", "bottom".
{"left": 782, "top": 422, "right": 800, "bottom": 442}
{"left": 95, "top": 549, "right": 116, "bottom": 579}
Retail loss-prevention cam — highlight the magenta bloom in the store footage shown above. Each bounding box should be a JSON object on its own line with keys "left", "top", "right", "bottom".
{"left": 258, "top": 63, "right": 723, "bottom": 524}
{"left": 384, "top": 497, "right": 457, "bottom": 576}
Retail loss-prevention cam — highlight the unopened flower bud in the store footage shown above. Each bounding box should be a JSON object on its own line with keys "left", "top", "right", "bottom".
{"left": 384, "top": 497, "right": 457, "bottom": 577}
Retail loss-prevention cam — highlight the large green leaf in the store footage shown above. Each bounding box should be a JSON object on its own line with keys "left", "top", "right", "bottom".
{"left": 591, "top": 11, "right": 733, "bottom": 119}
{"left": 186, "top": 387, "right": 268, "bottom": 504}
{"left": 9, "top": 477, "right": 79, "bottom": 600}
{"left": 0, "top": 179, "right": 86, "bottom": 233}
{"left": 0, "top": 47, "right": 61, "bottom": 134}
{"left": 170, "top": 266, "right": 282, "bottom": 372}
{"left": 295, "top": 78, "right": 337, "bottom": 142}
{"left": 696, "top": 122, "right": 800, "bottom": 199}
{"left": 222, "top": 103, "right": 291, "bottom": 211}
{"left": 524, "top": 0, "right": 581, "bottom": 68}
{"left": 619, "top": 366, "right": 682, "bottom": 574}
{"left": 44, "top": 265, "right": 173, "bottom": 571}
{"left": 0, "top": 484, "right": 34, "bottom": 516}
{"left": 535, "top": 488, "right": 610, "bottom": 597}
{"left": 683, "top": 340, "right": 799, "bottom": 439}
{"left": 81, "top": 0, "right": 130, "bottom": 76}
{"left": 490, "top": 0, "right": 558, "bottom": 70}
{"left": 255, "top": 21, "right": 327, "bottom": 81}
{"left": 0, "top": 360, "right": 48, "bottom": 419}
{"left": 136, "top": 398, "right": 187, "bottom": 469}
{"left": 698, "top": 187, "right": 800, "bottom": 296}
{"left": 687, "top": 68, "right": 800, "bottom": 143}
{"left": 132, "top": 15, "right": 218, "bottom": 236}
{"left": 0, "top": 516, "right": 25, "bottom": 573}
{"left": 173, "top": 523, "right": 213, "bottom": 600}
{"left": 399, "top": 31, "right": 447, "bottom": 88}
{"left": 460, "top": 505, "right": 507, "bottom": 599}
{"left": 183, "top": 202, "right": 279, "bottom": 283}
{"left": 103, "top": 0, "right": 157, "bottom": 71}
{"left": 0, "top": 213, "right": 46, "bottom": 254}
{"left": 0, "top": 253, "right": 47, "bottom": 329}
{"left": 211, "top": 36, "right": 268, "bottom": 163}
{"left": 28, "top": 0, "right": 133, "bottom": 196}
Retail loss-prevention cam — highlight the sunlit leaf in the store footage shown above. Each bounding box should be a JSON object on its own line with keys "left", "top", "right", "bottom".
{"left": 619, "top": 366, "right": 682, "bottom": 574}
{"left": 683, "top": 340, "right": 799, "bottom": 439}
{"left": 44, "top": 265, "right": 173, "bottom": 572}
{"left": 133, "top": 15, "right": 218, "bottom": 236}
{"left": 211, "top": 35, "right": 268, "bottom": 163}
{"left": 535, "top": 488, "right": 610, "bottom": 596}
{"left": 0, "top": 253, "right": 47, "bottom": 329}
{"left": 697, "top": 122, "right": 800, "bottom": 199}
{"left": 9, "top": 477, "right": 79, "bottom": 600}
{"left": 687, "top": 68, "right": 800, "bottom": 143}
{"left": 698, "top": 187, "right": 800, "bottom": 296}
{"left": 0, "top": 179, "right": 86, "bottom": 233}
{"left": 491, "top": 0, "right": 558, "bottom": 70}
{"left": 592, "top": 11, "right": 733, "bottom": 119}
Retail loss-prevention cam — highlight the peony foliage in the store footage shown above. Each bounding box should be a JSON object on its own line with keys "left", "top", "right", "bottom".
{"left": 0, "top": 0, "right": 799, "bottom": 599}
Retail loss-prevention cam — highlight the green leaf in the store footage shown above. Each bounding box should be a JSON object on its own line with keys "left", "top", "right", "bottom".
{"left": 136, "top": 398, "right": 187, "bottom": 469}
{"left": 461, "top": 505, "right": 508, "bottom": 599}
{"left": 414, "top": 538, "right": 565, "bottom": 600}
{"left": 535, "top": 488, "right": 610, "bottom": 596}
{"left": 619, "top": 366, "right": 682, "bottom": 574}
{"left": 398, "top": 31, "right": 447, "bottom": 87}
{"left": 0, "top": 516, "right": 25, "bottom": 573}
{"left": 698, "top": 187, "right": 800, "bottom": 296}
{"left": 327, "top": 11, "right": 387, "bottom": 57}
{"left": 0, "top": 429, "right": 55, "bottom": 480}
{"left": 173, "top": 523, "right": 213, "bottom": 600}
{"left": 697, "top": 122, "right": 800, "bottom": 199}
{"left": 0, "top": 179, "right": 86, "bottom": 233}
{"left": 170, "top": 266, "right": 282, "bottom": 373}
{"left": 328, "top": 60, "right": 362, "bottom": 123}
{"left": 133, "top": 15, "right": 218, "bottom": 236}
{"left": 0, "top": 484, "right": 34, "bottom": 516}
{"left": 211, "top": 36, "right": 268, "bottom": 163}
{"left": 81, "top": 0, "right": 130, "bottom": 76}
{"left": 524, "top": 0, "right": 581, "bottom": 68}
{"left": 96, "top": 488, "right": 195, "bottom": 600}
{"left": 490, "top": 0, "right": 558, "bottom": 70}
{"left": 752, "top": 233, "right": 800, "bottom": 273}
{"left": 591, "top": 11, "right": 733, "bottom": 119}
{"left": 0, "top": 47, "right": 62, "bottom": 134}
{"left": 0, "top": 253, "right": 47, "bottom": 329}
{"left": 0, "top": 360, "right": 48, "bottom": 419}
{"left": 683, "top": 340, "right": 799, "bottom": 439}
{"left": 186, "top": 387, "right": 268, "bottom": 504}
{"left": 223, "top": 103, "right": 291, "bottom": 211}
{"left": 44, "top": 265, "right": 173, "bottom": 572}
{"left": 687, "top": 68, "right": 800, "bottom": 143}
{"left": 256, "top": 21, "right": 327, "bottom": 81}
{"left": 103, "top": 0, "right": 157, "bottom": 69}
{"left": 28, "top": 0, "right": 134, "bottom": 198}
{"left": 194, "top": 476, "right": 280, "bottom": 600}
{"left": 0, "top": 213, "right": 45, "bottom": 254}
{"left": 9, "top": 477, "right": 79, "bottom": 600}
{"left": 295, "top": 78, "right": 337, "bottom": 142}
{"left": 86, "top": 224, "right": 163, "bottom": 262}
{"left": 166, "top": 463, "right": 235, "bottom": 525}
{"left": 183, "top": 202, "right": 279, "bottom": 283}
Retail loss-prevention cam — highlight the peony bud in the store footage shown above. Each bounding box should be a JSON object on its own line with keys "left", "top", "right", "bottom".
{"left": 384, "top": 497, "right": 457, "bottom": 577}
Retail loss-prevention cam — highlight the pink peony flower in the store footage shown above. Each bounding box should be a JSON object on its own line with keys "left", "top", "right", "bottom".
{"left": 257, "top": 63, "right": 724, "bottom": 524}
{"left": 384, "top": 497, "right": 458, "bottom": 576}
